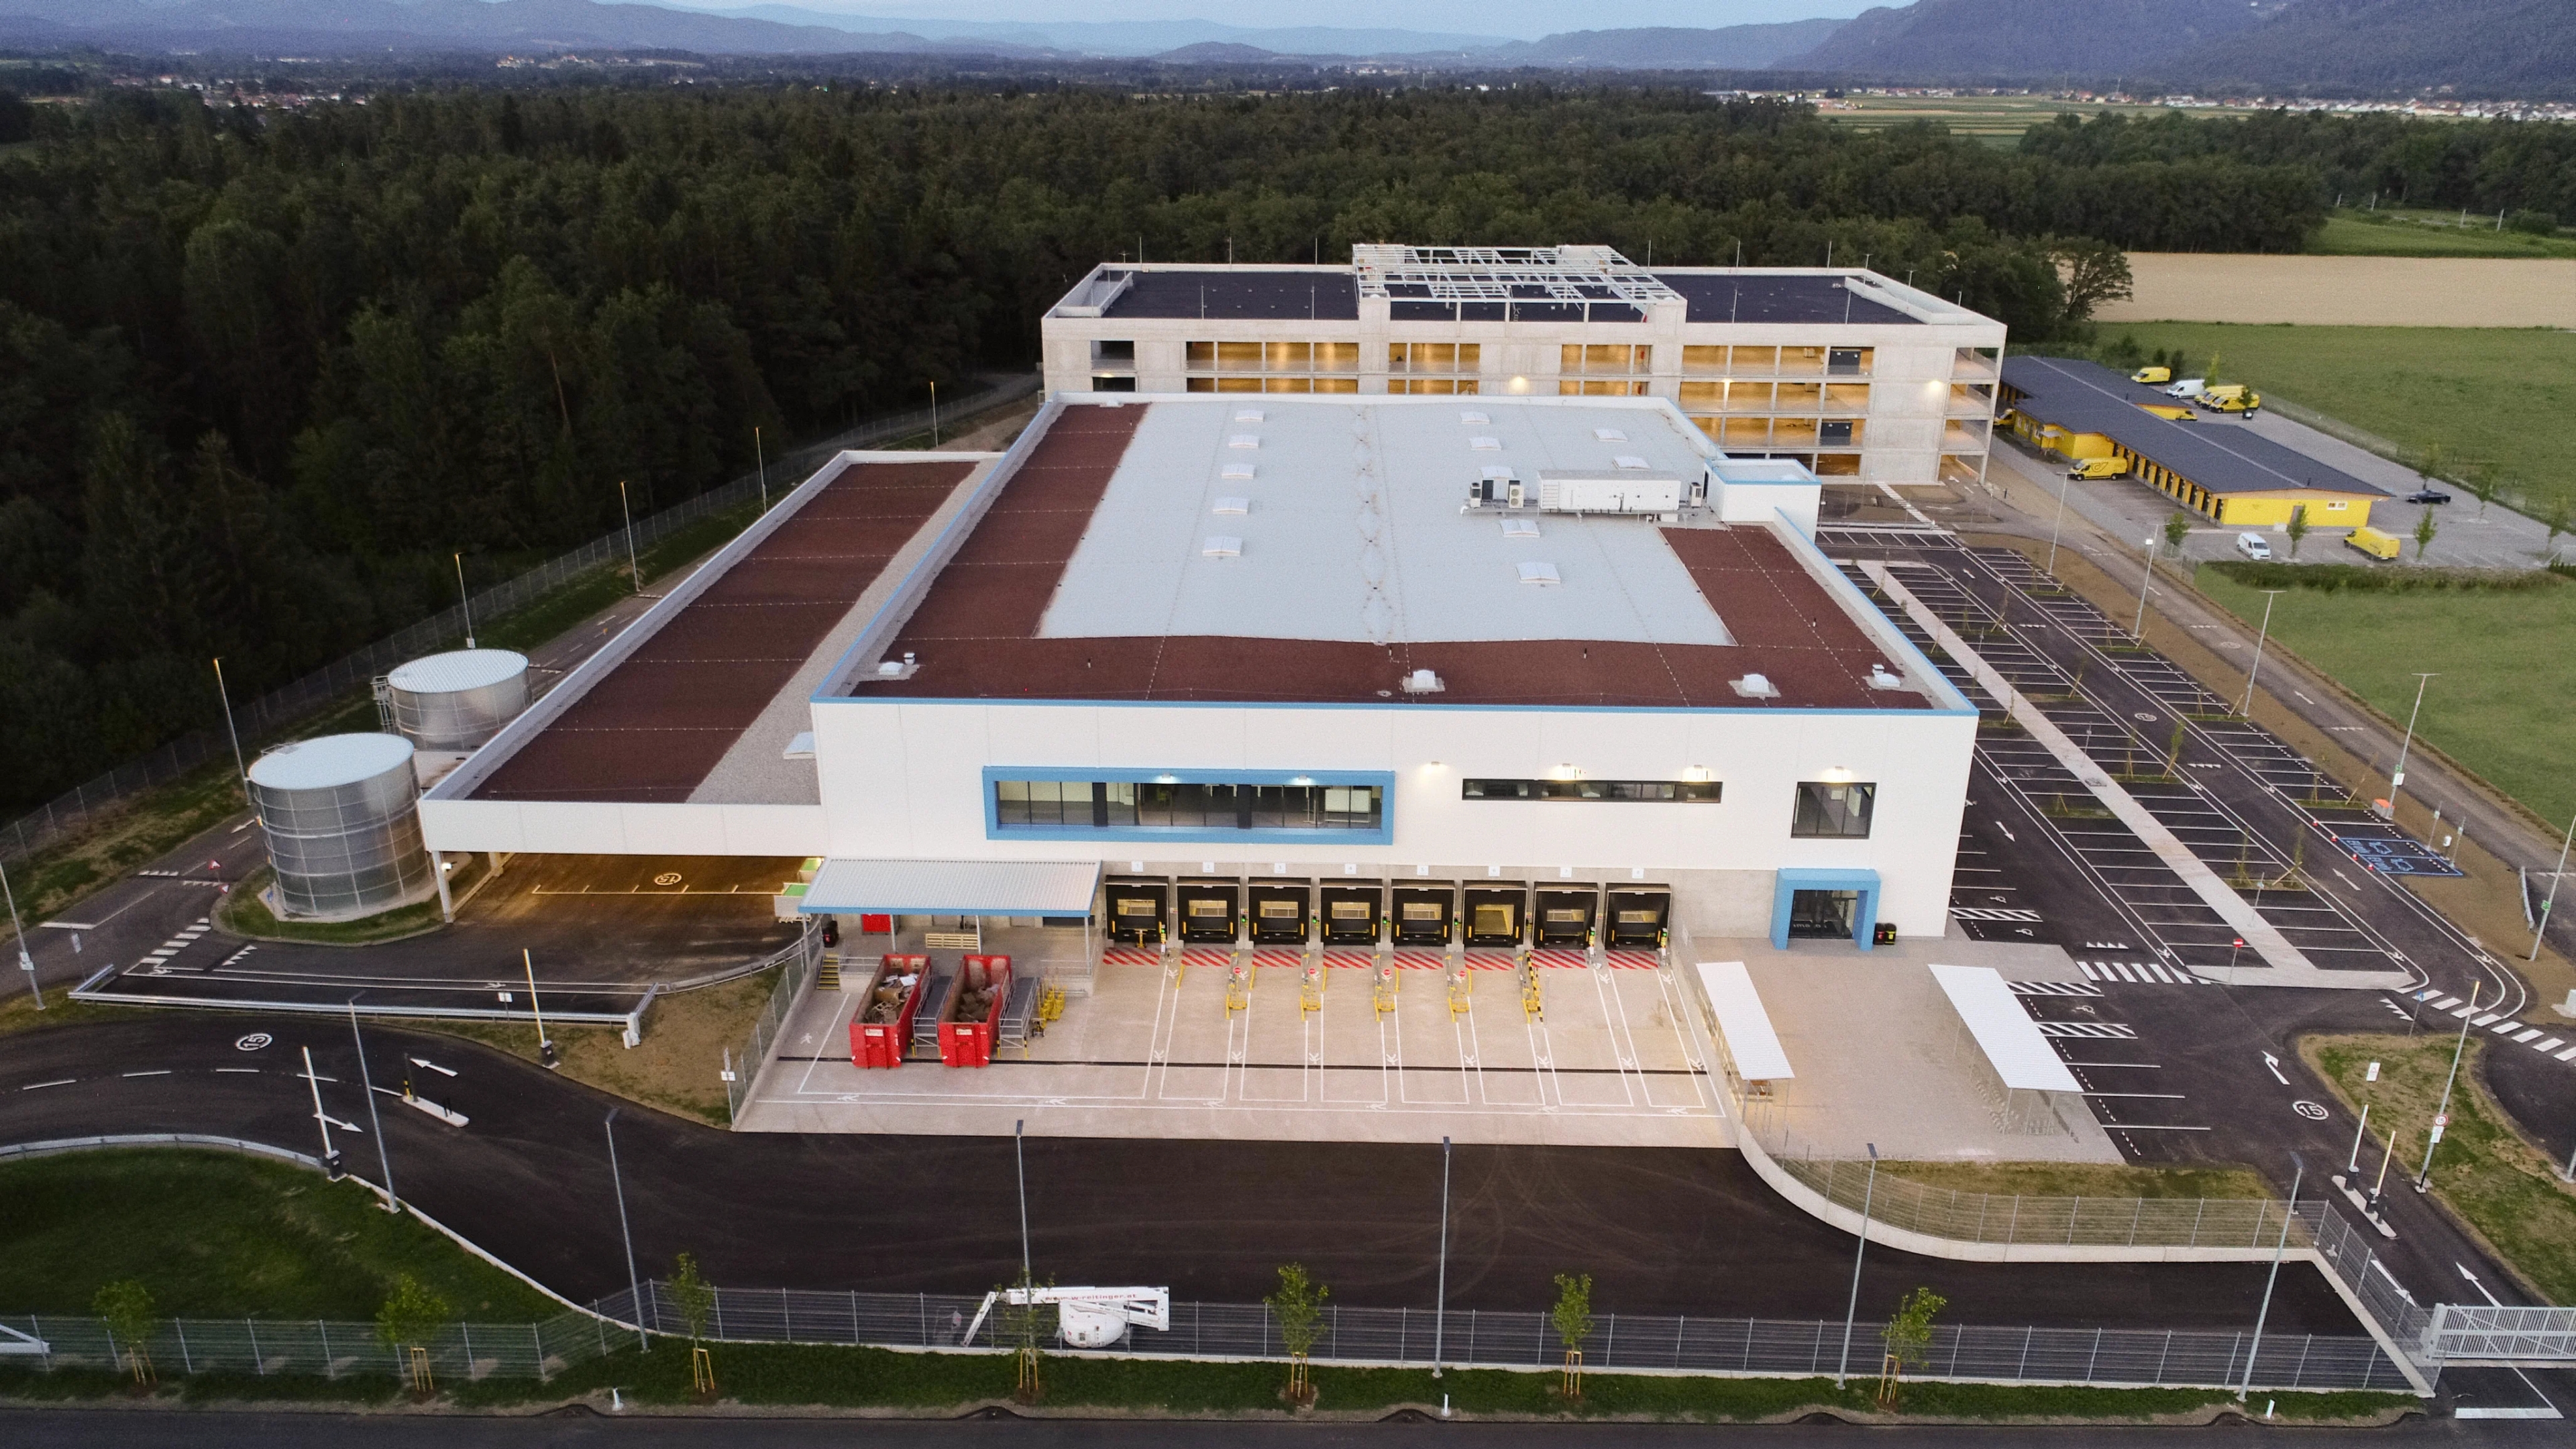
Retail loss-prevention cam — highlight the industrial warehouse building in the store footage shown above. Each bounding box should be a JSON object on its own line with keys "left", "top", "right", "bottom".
{"left": 419, "top": 388, "right": 1976, "bottom": 957}
{"left": 1998, "top": 357, "right": 2387, "bottom": 529}
{"left": 1043, "top": 246, "right": 2006, "bottom": 490}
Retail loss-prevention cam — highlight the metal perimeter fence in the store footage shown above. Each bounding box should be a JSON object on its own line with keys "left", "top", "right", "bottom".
{"left": 0, "top": 1282, "right": 2409, "bottom": 1393}
{"left": 723, "top": 918, "right": 825, "bottom": 1123}
{"left": 0, "top": 374, "right": 1040, "bottom": 871}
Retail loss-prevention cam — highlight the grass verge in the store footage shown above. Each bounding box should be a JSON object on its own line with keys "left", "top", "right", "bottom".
{"left": 0, "top": 1148, "right": 556, "bottom": 1320}
{"left": 2302, "top": 1034, "right": 2576, "bottom": 1304}
{"left": 209, "top": 863, "right": 468, "bottom": 946}
{"left": 0, "top": 1337, "right": 2418, "bottom": 1421}
{"left": 1880, "top": 1161, "right": 2269, "bottom": 1201}
{"left": 2311, "top": 209, "right": 2576, "bottom": 260}
{"left": 2194, "top": 564, "right": 2576, "bottom": 830}
{"left": 425, "top": 965, "right": 780, "bottom": 1127}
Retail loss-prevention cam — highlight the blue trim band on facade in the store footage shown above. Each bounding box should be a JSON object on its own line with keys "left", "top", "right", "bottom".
{"left": 1770, "top": 866, "right": 1882, "bottom": 952}
{"left": 824, "top": 696, "right": 1975, "bottom": 719}
{"left": 980, "top": 767, "right": 1397, "bottom": 845}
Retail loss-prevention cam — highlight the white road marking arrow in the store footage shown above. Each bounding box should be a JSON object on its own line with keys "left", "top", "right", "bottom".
{"left": 407, "top": 1057, "right": 458, "bottom": 1077}
{"left": 2262, "top": 1052, "right": 2289, "bottom": 1085}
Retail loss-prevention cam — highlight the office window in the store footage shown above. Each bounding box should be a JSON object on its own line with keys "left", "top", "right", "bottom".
{"left": 993, "top": 778, "right": 1383, "bottom": 836}
{"left": 1462, "top": 779, "right": 1722, "bottom": 803}
{"left": 1792, "top": 782, "right": 1876, "bottom": 839}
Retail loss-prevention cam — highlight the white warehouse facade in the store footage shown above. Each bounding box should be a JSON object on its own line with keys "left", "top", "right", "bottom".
{"left": 421, "top": 388, "right": 1976, "bottom": 955}
{"left": 1043, "top": 245, "right": 2006, "bottom": 490}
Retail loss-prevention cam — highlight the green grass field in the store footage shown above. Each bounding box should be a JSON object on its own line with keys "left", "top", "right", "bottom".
{"left": 1817, "top": 96, "right": 2176, "bottom": 148}
{"left": 2090, "top": 323, "right": 2576, "bottom": 519}
{"left": 2196, "top": 566, "right": 2576, "bottom": 828}
{"left": 2312, "top": 209, "right": 2576, "bottom": 260}
{"left": 0, "top": 1149, "right": 557, "bottom": 1320}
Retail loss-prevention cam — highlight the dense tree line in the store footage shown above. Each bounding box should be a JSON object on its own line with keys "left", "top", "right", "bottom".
{"left": 2022, "top": 109, "right": 2576, "bottom": 227}
{"left": 0, "top": 83, "right": 2326, "bottom": 811}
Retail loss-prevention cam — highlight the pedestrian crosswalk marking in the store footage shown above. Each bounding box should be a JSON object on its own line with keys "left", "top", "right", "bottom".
{"left": 2074, "top": 960, "right": 2213, "bottom": 985}
{"left": 1949, "top": 906, "right": 2043, "bottom": 922}
{"left": 2010, "top": 981, "right": 2104, "bottom": 998}
{"left": 2038, "top": 1021, "right": 2139, "bottom": 1038}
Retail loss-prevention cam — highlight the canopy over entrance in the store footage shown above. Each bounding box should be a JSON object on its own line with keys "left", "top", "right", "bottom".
{"left": 800, "top": 859, "right": 1102, "bottom": 918}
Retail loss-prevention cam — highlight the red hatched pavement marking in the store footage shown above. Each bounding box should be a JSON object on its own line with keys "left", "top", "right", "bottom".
{"left": 1250, "top": 949, "right": 1303, "bottom": 968}
{"left": 1530, "top": 949, "right": 1591, "bottom": 969}
{"left": 1102, "top": 947, "right": 1160, "bottom": 966}
{"left": 1322, "top": 950, "right": 1376, "bottom": 969}
{"left": 1392, "top": 951, "right": 1446, "bottom": 971}
{"left": 1604, "top": 950, "right": 1662, "bottom": 970}
{"left": 1462, "top": 951, "right": 1519, "bottom": 971}
{"left": 1181, "top": 947, "right": 1235, "bottom": 968}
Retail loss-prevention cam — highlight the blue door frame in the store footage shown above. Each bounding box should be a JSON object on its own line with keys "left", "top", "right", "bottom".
{"left": 1770, "top": 867, "right": 1882, "bottom": 951}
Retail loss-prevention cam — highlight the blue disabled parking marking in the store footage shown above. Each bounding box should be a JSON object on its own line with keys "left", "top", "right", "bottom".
{"left": 2330, "top": 833, "right": 2465, "bottom": 877}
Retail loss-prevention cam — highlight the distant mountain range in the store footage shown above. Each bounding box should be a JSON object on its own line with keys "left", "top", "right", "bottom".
{"left": 1, "top": 0, "right": 2567, "bottom": 96}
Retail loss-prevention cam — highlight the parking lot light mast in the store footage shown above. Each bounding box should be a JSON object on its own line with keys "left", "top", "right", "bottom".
{"left": 1014, "top": 1118, "right": 1032, "bottom": 1287}
{"left": 349, "top": 1002, "right": 398, "bottom": 1214}
{"left": 2129, "top": 535, "right": 2156, "bottom": 639}
{"left": 302, "top": 1045, "right": 343, "bottom": 1179}
{"left": 212, "top": 656, "right": 250, "bottom": 802}
{"left": 454, "top": 553, "right": 475, "bottom": 649}
{"left": 524, "top": 948, "right": 557, "bottom": 1069}
{"left": 1833, "top": 1142, "right": 1878, "bottom": 1389}
{"left": 2238, "top": 589, "right": 2286, "bottom": 717}
{"left": 605, "top": 1108, "right": 647, "bottom": 1350}
{"left": 2238, "top": 1152, "right": 2303, "bottom": 1402}
{"left": 2044, "top": 470, "right": 2072, "bottom": 573}
{"left": 2416, "top": 981, "right": 2478, "bottom": 1191}
{"left": 1432, "top": 1135, "right": 1450, "bottom": 1379}
{"left": 2, "top": 856, "right": 38, "bottom": 1011}
{"left": 619, "top": 480, "right": 640, "bottom": 593}
{"left": 2387, "top": 673, "right": 2435, "bottom": 816}
{"left": 2528, "top": 810, "right": 2575, "bottom": 963}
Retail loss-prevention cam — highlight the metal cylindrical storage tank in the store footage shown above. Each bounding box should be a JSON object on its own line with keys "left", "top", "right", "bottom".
{"left": 385, "top": 648, "right": 531, "bottom": 751}
{"left": 246, "top": 734, "right": 436, "bottom": 921}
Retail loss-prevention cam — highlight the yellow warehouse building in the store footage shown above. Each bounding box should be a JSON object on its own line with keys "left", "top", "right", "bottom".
{"left": 1999, "top": 357, "right": 2384, "bottom": 530}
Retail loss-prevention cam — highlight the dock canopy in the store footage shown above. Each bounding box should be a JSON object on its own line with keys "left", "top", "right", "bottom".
{"left": 1928, "top": 963, "right": 2081, "bottom": 1093}
{"left": 1695, "top": 961, "right": 1795, "bottom": 1081}
{"left": 800, "top": 859, "right": 1101, "bottom": 918}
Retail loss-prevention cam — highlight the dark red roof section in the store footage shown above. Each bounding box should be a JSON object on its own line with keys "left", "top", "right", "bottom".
{"left": 859, "top": 406, "right": 1915, "bottom": 711}
{"left": 474, "top": 457, "right": 976, "bottom": 802}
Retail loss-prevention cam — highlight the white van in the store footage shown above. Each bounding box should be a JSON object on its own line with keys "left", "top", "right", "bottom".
{"left": 2235, "top": 532, "right": 2273, "bottom": 561}
{"left": 2165, "top": 377, "right": 2206, "bottom": 398}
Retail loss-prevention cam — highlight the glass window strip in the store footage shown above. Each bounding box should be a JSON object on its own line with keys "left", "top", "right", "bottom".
{"left": 1460, "top": 779, "right": 1722, "bottom": 803}
{"left": 994, "top": 780, "right": 1381, "bottom": 833}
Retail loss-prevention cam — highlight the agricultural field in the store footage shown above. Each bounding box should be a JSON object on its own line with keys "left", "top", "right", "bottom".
{"left": 1817, "top": 95, "right": 2171, "bottom": 147}
{"left": 2089, "top": 323, "right": 2576, "bottom": 519}
{"left": 2196, "top": 566, "right": 2576, "bottom": 830}
{"left": 2311, "top": 208, "right": 2576, "bottom": 260}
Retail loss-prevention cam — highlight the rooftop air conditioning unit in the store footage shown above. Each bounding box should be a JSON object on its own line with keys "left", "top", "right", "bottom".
{"left": 1401, "top": 669, "right": 1445, "bottom": 694}
{"left": 1731, "top": 673, "right": 1780, "bottom": 699}
{"left": 1537, "top": 471, "right": 1685, "bottom": 516}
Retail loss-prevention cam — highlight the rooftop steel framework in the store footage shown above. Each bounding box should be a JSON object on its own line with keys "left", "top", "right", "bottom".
{"left": 1350, "top": 244, "right": 1684, "bottom": 307}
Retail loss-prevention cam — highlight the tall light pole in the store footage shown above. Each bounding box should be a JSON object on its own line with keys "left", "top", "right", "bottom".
{"left": 2044, "top": 470, "right": 2072, "bottom": 573}
{"left": 1014, "top": 1118, "right": 1032, "bottom": 1287}
{"left": 454, "top": 553, "right": 476, "bottom": 649}
{"left": 212, "top": 657, "right": 249, "bottom": 802}
{"left": 1833, "top": 1142, "right": 1879, "bottom": 1389}
{"left": 2129, "top": 535, "right": 2156, "bottom": 639}
{"left": 604, "top": 1108, "right": 648, "bottom": 1350}
{"left": 2530, "top": 811, "right": 2575, "bottom": 962}
{"left": 618, "top": 480, "right": 641, "bottom": 594}
{"left": 2, "top": 856, "right": 37, "bottom": 1011}
{"left": 2416, "top": 981, "right": 2479, "bottom": 1191}
{"left": 348, "top": 1003, "right": 398, "bottom": 1214}
{"left": 1432, "top": 1135, "right": 1451, "bottom": 1378}
{"left": 754, "top": 426, "right": 769, "bottom": 515}
{"left": 2239, "top": 1151, "right": 2303, "bottom": 1401}
{"left": 523, "top": 948, "right": 557, "bottom": 1069}
{"left": 302, "top": 1045, "right": 343, "bottom": 1180}
{"left": 929, "top": 380, "right": 941, "bottom": 447}
{"left": 2387, "top": 672, "right": 2436, "bottom": 815}
{"left": 2238, "top": 589, "right": 2285, "bottom": 717}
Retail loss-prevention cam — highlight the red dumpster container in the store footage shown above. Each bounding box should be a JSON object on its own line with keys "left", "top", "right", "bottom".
{"left": 850, "top": 955, "right": 929, "bottom": 1068}
{"left": 940, "top": 955, "right": 1012, "bottom": 1067}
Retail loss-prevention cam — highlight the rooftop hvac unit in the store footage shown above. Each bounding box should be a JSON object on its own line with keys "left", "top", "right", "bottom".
{"left": 1536, "top": 472, "right": 1684, "bottom": 517}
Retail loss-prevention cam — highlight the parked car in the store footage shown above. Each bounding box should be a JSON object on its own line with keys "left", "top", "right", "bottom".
{"left": 2345, "top": 526, "right": 2402, "bottom": 560}
{"left": 2235, "top": 532, "right": 2273, "bottom": 561}
{"left": 2405, "top": 488, "right": 2453, "bottom": 504}
{"left": 2066, "top": 456, "right": 2129, "bottom": 480}
{"left": 2131, "top": 365, "right": 2172, "bottom": 385}
{"left": 2163, "top": 377, "right": 2206, "bottom": 398}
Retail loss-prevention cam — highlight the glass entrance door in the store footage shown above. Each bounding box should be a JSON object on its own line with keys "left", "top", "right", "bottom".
{"left": 1788, "top": 889, "right": 1858, "bottom": 940}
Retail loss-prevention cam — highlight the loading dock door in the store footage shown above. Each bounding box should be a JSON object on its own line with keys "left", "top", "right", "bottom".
{"left": 1391, "top": 885, "right": 1456, "bottom": 947}
{"left": 1248, "top": 882, "right": 1310, "bottom": 945}
{"left": 1605, "top": 890, "right": 1670, "bottom": 948}
{"left": 1176, "top": 881, "right": 1240, "bottom": 944}
{"left": 1320, "top": 886, "right": 1383, "bottom": 945}
{"left": 1105, "top": 877, "right": 1169, "bottom": 945}
{"left": 1462, "top": 885, "right": 1527, "bottom": 947}
{"left": 1534, "top": 888, "right": 1598, "bottom": 947}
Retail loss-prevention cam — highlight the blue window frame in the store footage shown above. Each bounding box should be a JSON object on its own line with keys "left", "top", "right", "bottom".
{"left": 982, "top": 767, "right": 1395, "bottom": 845}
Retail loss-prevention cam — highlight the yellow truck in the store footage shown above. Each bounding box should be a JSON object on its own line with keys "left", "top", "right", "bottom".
{"left": 2067, "top": 457, "right": 2129, "bottom": 480}
{"left": 2344, "top": 525, "right": 2402, "bottom": 560}
{"left": 2131, "top": 365, "right": 2171, "bottom": 385}
{"left": 2194, "top": 383, "right": 2262, "bottom": 415}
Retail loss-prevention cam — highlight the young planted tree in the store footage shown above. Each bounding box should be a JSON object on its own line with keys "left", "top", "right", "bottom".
{"left": 91, "top": 1280, "right": 156, "bottom": 1385}
{"left": 2461, "top": 460, "right": 2502, "bottom": 518}
{"left": 671, "top": 1252, "right": 718, "bottom": 1396}
{"left": 376, "top": 1273, "right": 452, "bottom": 1395}
{"left": 2544, "top": 498, "right": 2569, "bottom": 566}
{"left": 2414, "top": 507, "right": 2439, "bottom": 561}
{"left": 1267, "top": 1263, "right": 1328, "bottom": 1407}
{"left": 2162, "top": 509, "right": 2192, "bottom": 566}
{"left": 993, "top": 1273, "right": 1057, "bottom": 1403}
{"left": 1552, "top": 1272, "right": 1595, "bottom": 1401}
{"left": 1877, "top": 1287, "right": 1948, "bottom": 1409}
{"left": 2284, "top": 504, "right": 2309, "bottom": 559}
